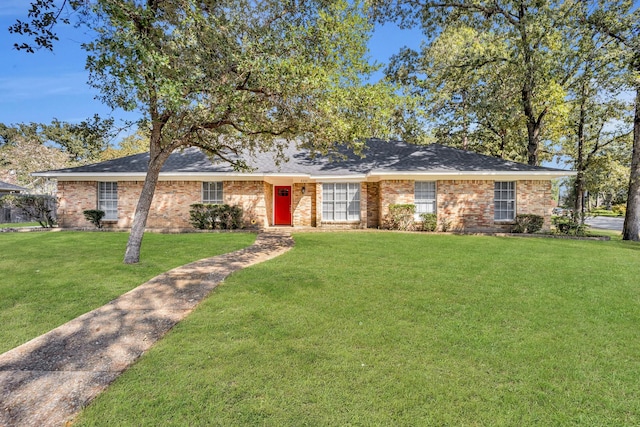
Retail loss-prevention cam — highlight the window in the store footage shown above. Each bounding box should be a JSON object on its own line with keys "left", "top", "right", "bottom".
{"left": 322, "top": 183, "right": 360, "bottom": 221}
{"left": 98, "top": 182, "right": 118, "bottom": 220}
{"left": 202, "top": 182, "right": 223, "bottom": 204}
{"left": 415, "top": 181, "right": 436, "bottom": 219}
{"left": 494, "top": 181, "right": 515, "bottom": 220}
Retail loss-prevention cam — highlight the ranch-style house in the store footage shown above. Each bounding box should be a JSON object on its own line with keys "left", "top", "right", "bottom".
{"left": 34, "top": 139, "right": 574, "bottom": 231}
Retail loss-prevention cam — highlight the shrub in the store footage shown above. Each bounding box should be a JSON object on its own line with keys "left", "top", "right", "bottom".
{"left": 552, "top": 216, "right": 589, "bottom": 236}
{"left": 83, "top": 210, "right": 105, "bottom": 229}
{"left": 419, "top": 213, "right": 438, "bottom": 232}
{"left": 386, "top": 204, "right": 415, "bottom": 231}
{"left": 189, "top": 204, "right": 243, "bottom": 230}
{"left": 511, "top": 214, "right": 544, "bottom": 234}
{"left": 612, "top": 204, "right": 626, "bottom": 216}
{"left": 2, "top": 194, "right": 56, "bottom": 228}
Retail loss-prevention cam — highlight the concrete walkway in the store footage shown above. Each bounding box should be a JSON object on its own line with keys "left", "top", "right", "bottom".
{"left": 0, "top": 230, "right": 294, "bottom": 427}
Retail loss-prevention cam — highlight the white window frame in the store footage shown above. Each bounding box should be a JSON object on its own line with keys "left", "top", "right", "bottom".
{"left": 98, "top": 182, "right": 118, "bottom": 221}
{"left": 322, "top": 183, "right": 360, "bottom": 221}
{"left": 202, "top": 182, "right": 223, "bottom": 204}
{"left": 494, "top": 181, "right": 515, "bottom": 221}
{"left": 414, "top": 181, "right": 436, "bottom": 220}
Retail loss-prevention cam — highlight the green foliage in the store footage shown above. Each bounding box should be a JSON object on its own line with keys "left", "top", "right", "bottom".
{"left": 189, "top": 204, "right": 244, "bottom": 230}
{"left": 385, "top": 204, "right": 415, "bottom": 230}
{"left": 552, "top": 216, "right": 590, "bottom": 236}
{"left": 43, "top": 115, "right": 115, "bottom": 163}
{"left": 83, "top": 209, "right": 105, "bottom": 229}
{"left": 380, "top": 0, "right": 576, "bottom": 165}
{"left": 2, "top": 194, "right": 56, "bottom": 228}
{"left": 511, "top": 214, "right": 544, "bottom": 234}
{"left": 419, "top": 212, "right": 437, "bottom": 232}
{"left": 612, "top": 204, "right": 627, "bottom": 216}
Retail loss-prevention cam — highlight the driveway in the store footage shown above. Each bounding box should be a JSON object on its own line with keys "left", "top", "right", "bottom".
{"left": 585, "top": 216, "right": 624, "bottom": 231}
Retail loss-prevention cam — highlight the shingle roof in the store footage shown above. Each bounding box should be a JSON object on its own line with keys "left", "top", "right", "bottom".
{"left": 0, "top": 181, "right": 27, "bottom": 192}
{"left": 37, "top": 139, "right": 569, "bottom": 176}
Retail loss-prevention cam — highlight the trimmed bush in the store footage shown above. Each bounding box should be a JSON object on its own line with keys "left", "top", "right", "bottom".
{"left": 612, "top": 204, "right": 626, "bottom": 216}
{"left": 419, "top": 213, "right": 438, "bottom": 232}
{"left": 189, "top": 204, "right": 243, "bottom": 230}
{"left": 512, "top": 214, "right": 544, "bottom": 234}
{"left": 83, "top": 210, "right": 105, "bottom": 229}
{"left": 386, "top": 204, "right": 415, "bottom": 231}
{"left": 552, "top": 216, "right": 589, "bottom": 236}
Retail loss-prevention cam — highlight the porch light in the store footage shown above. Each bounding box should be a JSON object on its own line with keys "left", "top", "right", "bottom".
{"left": 301, "top": 186, "right": 306, "bottom": 194}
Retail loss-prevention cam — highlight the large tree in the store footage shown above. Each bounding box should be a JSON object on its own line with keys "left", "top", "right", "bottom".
{"left": 13, "top": 0, "right": 402, "bottom": 263}
{"left": 375, "top": 0, "right": 578, "bottom": 165}
{"left": 561, "top": 4, "right": 632, "bottom": 219}
{"left": 0, "top": 129, "right": 71, "bottom": 194}
{"left": 584, "top": 1, "right": 640, "bottom": 240}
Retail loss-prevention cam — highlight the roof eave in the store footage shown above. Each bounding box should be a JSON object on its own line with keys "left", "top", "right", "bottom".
{"left": 369, "top": 170, "right": 576, "bottom": 180}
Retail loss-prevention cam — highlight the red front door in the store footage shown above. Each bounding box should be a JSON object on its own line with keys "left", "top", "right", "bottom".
{"left": 274, "top": 186, "right": 292, "bottom": 225}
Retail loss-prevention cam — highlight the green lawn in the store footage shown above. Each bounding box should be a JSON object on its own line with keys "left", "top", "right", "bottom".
{"left": 0, "top": 231, "right": 255, "bottom": 353}
{"left": 0, "top": 222, "right": 40, "bottom": 228}
{"left": 76, "top": 233, "right": 640, "bottom": 426}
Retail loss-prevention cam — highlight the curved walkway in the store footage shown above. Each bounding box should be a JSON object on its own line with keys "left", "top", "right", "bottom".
{"left": 0, "top": 230, "right": 294, "bottom": 427}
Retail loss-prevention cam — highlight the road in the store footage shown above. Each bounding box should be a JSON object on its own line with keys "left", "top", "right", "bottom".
{"left": 584, "top": 216, "right": 624, "bottom": 231}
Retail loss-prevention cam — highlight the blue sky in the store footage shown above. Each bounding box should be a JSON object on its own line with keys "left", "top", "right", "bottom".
{"left": 0, "top": 2, "right": 421, "bottom": 129}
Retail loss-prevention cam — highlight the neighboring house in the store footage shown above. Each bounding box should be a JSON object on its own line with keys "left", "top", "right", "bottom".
{"left": 0, "top": 180, "right": 27, "bottom": 196}
{"left": 0, "top": 181, "right": 29, "bottom": 223}
{"left": 33, "top": 139, "right": 574, "bottom": 231}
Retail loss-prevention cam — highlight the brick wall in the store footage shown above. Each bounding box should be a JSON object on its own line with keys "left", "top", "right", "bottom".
{"left": 516, "top": 180, "right": 553, "bottom": 229}
{"left": 366, "top": 182, "right": 380, "bottom": 228}
{"left": 263, "top": 182, "right": 273, "bottom": 227}
{"left": 379, "top": 180, "right": 414, "bottom": 227}
{"left": 438, "top": 180, "right": 495, "bottom": 231}
{"left": 292, "top": 183, "right": 314, "bottom": 227}
{"left": 56, "top": 181, "right": 97, "bottom": 228}
{"left": 314, "top": 182, "right": 322, "bottom": 227}
{"left": 57, "top": 178, "right": 554, "bottom": 231}
{"left": 224, "top": 181, "right": 267, "bottom": 228}
{"left": 113, "top": 181, "right": 200, "bottom": 228}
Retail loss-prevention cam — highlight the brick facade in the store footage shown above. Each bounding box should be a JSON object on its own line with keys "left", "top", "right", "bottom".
{"left": 57, "top": 181, "right": 98, "bottom": 228}
{"left": 224, "top": 181, "right": 267, "bottom": 228}
{"left": 514, "top": 180, "right": 554, "bottom": 229}
{"left": 379, "top": 180, "right": 414, "bottom": 228}
{"left": 292, "top": 183, "right": 314, "bottom": 227}
{"left": 366, "top": 182, "right": 380, "bottom": 228}
{"left": 437, "top": 180, "right": 496, "bottom": 231}
{"left": 57, "top": 178, "right": 553, "bottom": 232}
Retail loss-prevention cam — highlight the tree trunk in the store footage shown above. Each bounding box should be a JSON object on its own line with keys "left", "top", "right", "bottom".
{"left": 622, "top": 85, "right": 640, "bottom": 241}
{"left": 574, "top": 81, "right": 587, "bottom": 221}
{"left": 123, "top": 139, "right": 173, "bottom": 264}
{"left": 522, "top": 80, "right": 545, "bottom": 166}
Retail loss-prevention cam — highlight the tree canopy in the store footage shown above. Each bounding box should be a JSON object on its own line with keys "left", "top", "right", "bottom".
{"left": 12, "top": 0, "right": 404, "bottom": 262}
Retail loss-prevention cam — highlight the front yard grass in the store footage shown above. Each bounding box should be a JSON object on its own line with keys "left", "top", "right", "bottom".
{"left": 0, "top": 231, "right": 255, "bottom": 353}
{"left": 0, "top": 222, "right": 40, "bottom": 228}
{"left": 77, "top": 233, "right": 640, "bottom": 426}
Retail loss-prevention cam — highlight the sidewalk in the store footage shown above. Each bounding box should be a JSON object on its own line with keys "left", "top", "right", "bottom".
{"left": 0, "top": 230, "right": 294, "bottom": 427}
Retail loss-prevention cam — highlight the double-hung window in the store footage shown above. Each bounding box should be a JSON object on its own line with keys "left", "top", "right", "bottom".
{"left": 494, "top": 181, "right": 515, "bottom": 220}
{"left": 98, "top": 182, "right": 118, "bottom": 220}
{"left": 202, "top": 182, "right": 223, "bottom": 204}
{"left": 415, "top": 181, "right": 436, "bottom": 219}
{"left": 322, "top": 183, "right": 360, "bottom": 221}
